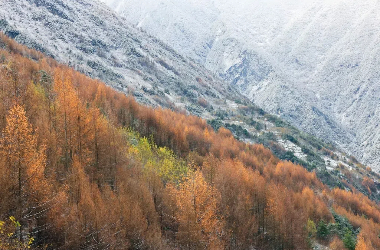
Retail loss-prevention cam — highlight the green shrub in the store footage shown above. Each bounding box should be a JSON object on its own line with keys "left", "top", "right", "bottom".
{"left": 317, "top": 220, "right": 329, "bottom": 240}
{"left": 343, "top": 229, "right": 356, "bottom": 250}
{"left": 283, "top": 134, "right": 298, "bottom": 144}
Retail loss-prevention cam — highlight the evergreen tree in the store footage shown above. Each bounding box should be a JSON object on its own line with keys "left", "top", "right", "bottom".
{"left": 317, "top": 220, "right": 329, "bottom": 240}
{"left": 343, "top": 229, "right": 356, "bottom": 250}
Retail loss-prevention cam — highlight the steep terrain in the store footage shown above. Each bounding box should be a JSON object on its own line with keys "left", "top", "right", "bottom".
{"left": 0, "top": 0, "right": 243, "bottom": 116}
{"left": 102, "top": 0, "right": 380, "bottom": 171}
{"left": 1, "top": 31, "right": 380, "bottom": 250}
{"left": 1, "top": 0, "right": 380, "bottom": 200}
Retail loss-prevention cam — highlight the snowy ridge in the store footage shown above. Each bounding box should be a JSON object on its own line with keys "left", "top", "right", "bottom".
{"left": 0, "top": 0, "right": 245, "bottom": 120}
{"left": 3, "top": 0, "right": 380, "bottom": 197}
{"left": 102, "top": 0, "right": 380, "bottom": 170}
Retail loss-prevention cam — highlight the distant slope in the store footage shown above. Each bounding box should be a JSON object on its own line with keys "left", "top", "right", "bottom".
{"left": 102, "top": 0, "right": 380, "bottom": 171}
{"left": 0, "top": 0, "right": 243, "bottom": 118}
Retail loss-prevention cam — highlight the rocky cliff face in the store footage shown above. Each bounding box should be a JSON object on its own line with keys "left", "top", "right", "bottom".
{"left": 101, "top": 0, "right": 380, "bottom": 170}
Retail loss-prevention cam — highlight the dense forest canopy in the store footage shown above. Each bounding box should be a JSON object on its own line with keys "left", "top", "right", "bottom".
{"left": 0, "top": 33, "right": 379, "bottom": 249}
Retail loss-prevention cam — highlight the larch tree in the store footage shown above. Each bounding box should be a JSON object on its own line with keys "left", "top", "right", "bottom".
{"left": 168, "top": 171, "right": 224, "bottom": 249}
{"left": 355, "top": 231, "right": 374, "bottom": 250}
{"left": 0, "top": 104, "right": 48, "bottom": 242}
{"left": 329, "top": 236, "right": 345, "bottom": 250}
{"left": 54, "top": 69, "right": 87, "bottom": 171}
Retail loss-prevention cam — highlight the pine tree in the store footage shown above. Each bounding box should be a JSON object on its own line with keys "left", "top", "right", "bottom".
{"left": 317, "top": 220, "right": 329, "bottom": 240}
{"left": 343, "top": 229, "right": 356, "bottom": 250}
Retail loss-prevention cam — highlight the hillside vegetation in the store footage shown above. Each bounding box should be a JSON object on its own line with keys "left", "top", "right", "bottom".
{"left": 0, "top": 34, "right": 379, "bottom": 250}
{"left": 2, "top": 0, "right": 379, "bottom": 202}
{"left": 103, "top": 0, "right": 380, "bottom": 171}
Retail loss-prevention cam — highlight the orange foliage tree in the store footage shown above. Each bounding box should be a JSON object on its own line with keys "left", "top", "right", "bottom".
{"left": 1, "top": 33, "right": 380, "bottom": 249}
{"left": 168, "top": 171, "right": 224, "bottom": 249}
{"left": 0, "top": 105, "right": 50, "bottom": 243}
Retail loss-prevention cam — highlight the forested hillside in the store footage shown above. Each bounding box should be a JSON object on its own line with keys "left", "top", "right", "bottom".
{"left": 0, "top": 34, "right": 379, "bottom": 249}
{"left": 103, "top": 0, "right": 380, "bottom": 171}
{"left": 2, "top": 0, "right": 379, "bottom": 203}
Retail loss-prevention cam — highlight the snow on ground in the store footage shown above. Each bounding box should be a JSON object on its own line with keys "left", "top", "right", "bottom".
{"left": 277, "top": 138, "right": 307, "bottom": 161}
{"left": 101, "top": 0, "right": 380, "bottom": 171}
{"left": 0, "top": 0, "right": 246, "bottom": 125}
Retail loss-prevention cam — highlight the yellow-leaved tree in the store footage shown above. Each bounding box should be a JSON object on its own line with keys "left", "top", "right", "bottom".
{"left": 356, "top": 231, "right": 375, "bottom": 250}
{"left": 0, "top": 104, "right": 49, "bottom": 243}
{"left": 168, "top": 171, "right": 224, "bottom": 249}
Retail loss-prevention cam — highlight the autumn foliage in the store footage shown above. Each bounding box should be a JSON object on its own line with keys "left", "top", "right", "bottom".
{"left": 0, "top": 33, "right": 380, "bottom": 249}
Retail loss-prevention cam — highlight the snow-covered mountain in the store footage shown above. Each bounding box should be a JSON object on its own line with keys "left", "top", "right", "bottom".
{"left": 0, "top": 0, "right": 246, "bottom": 120}
{"left": 101, "top": 0, "right": 380, "bottom": 170}
{"left": 3, "top": 0, "right": 380, "bottom": 195}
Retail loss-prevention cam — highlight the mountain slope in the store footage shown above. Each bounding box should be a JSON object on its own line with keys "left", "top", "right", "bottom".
{"left": 102, "top": 0, "right": 380, "bottom": 171}
{"left": 0, "top": 0, "right": 243, "bottom": 117}
{"left": 2, "top": 0, "right": 380, "bottom": 200}
{"left": 1, "top": 31, "right": 380, "bottom": 250}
